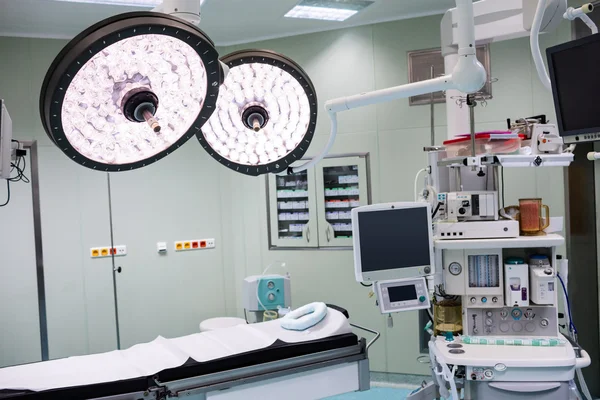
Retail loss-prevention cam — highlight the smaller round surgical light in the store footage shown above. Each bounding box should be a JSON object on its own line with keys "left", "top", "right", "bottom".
{"left": 40, "top": 12, "right": 221, "bottom": 172}
{"left": 198, "top": 50, "right": 317, "bottom": 176}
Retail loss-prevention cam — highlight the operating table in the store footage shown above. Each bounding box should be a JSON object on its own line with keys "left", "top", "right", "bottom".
{"left": 0, "top": 307, "right": 374, "bottom": 400}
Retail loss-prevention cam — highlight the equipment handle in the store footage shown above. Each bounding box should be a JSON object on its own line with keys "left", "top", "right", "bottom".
{"left": 488, "top": 382, "right": 561, "bottom": 393}
{"left": 541, "top": 205, "right": 550, "bottom": 230}
{"left": 326, "top": 225, "right": 331, "bottom": 242}
{"left": 576, "top": 349, "right": 592, "bottom": 369}
{"left": 306, "top": 225, "right": 310, "bottom": 243}
{"left": 350, "top": 323, "right": 380, "bottom": 350}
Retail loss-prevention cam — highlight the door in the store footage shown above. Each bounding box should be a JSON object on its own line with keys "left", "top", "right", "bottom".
{"left": 316, "top": 155, "right": 369, "bottom": 247}
{"left": 108, "top": 142, "right": 229, "bottom": 349}
{"left": 268, "top": 169, "right": 318, "bottom": 248}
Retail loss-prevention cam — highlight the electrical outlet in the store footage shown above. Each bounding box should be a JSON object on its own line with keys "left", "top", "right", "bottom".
{"left": 115, "top": 245, "right": 127, "bottom": 256}
{"left": 174, "top": 238, "right": 216, "bottom": 251}
{"left": 90, "top": 245, "right": 127, "bottom": 258}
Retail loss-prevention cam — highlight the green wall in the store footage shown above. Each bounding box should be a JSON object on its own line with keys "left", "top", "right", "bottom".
{"left": 0, "top": 11, "right": 572, "bottom": 374}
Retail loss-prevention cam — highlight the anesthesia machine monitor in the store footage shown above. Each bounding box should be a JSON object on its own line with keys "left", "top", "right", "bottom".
{"left": 352, "top": 202, "right": 435, "bottom": 282}
{"left": 548, "top": 32, "right": 600, "bottom": 143}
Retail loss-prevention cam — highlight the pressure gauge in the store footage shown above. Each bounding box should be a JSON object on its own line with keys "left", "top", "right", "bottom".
{"left": 448, "top": 262, "right": 462, "bottom": 276}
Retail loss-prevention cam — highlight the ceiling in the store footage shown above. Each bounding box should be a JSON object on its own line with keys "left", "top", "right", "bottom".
{"left": 0, "top": 0, "right": 458, "bottom": 46}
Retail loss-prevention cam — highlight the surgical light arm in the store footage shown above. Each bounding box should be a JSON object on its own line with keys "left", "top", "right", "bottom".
{"left": 288, "top": 0, "right": 595, "bottom": 172}
{"left": 153, "top": 0, "right": 230, "bottom": 80}
{"left": 288, "top": 0, "right": 486, "bottom": 174}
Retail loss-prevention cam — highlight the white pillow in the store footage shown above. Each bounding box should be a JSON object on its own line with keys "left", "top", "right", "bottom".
{"left": 280, "top": 302, "right": 328, "bottom": 331}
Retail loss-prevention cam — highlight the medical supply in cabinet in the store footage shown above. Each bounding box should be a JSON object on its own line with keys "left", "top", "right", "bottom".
{"left": 267, "top": 153, "right": 371, "bottom": 249}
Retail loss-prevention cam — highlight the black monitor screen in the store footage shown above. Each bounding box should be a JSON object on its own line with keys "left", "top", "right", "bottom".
{"left": 358, "top": 207, "right": 431, "bottom": 273}
{"left": 388, "top": 285, "right": 417, "bottom": 302}
{"left": 548, "top": 35, "right": 600, "bottom": 137}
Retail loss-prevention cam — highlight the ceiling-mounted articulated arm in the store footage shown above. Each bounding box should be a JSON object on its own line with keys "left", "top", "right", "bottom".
{"left": 531, "top": 0, "right": 553, "bottom": 91}
{"left": 288, "top": 0, "right": 486, "bottom": 174}
{"left": 154, "top": 0, "right": 201, "bottom": 25}
{"left": 153, "top": 0, "right": 229, "bottom": 81}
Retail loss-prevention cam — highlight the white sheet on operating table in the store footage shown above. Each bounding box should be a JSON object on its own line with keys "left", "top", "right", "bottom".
{"left": 0, "top": 307, "right": 352, "bottom": 392}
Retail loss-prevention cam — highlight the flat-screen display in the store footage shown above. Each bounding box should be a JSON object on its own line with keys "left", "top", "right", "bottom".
{"left": 388, "top": 285, "right": 417, "bottom": 302}
{"left": 358, "top": 207, "right": 431, "bottom": 273}
{"left": 548, "top": 34, "right": 600, "bottom": 140}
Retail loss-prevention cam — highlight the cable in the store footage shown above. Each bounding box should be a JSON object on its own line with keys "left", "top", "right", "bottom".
{"left": 557, "top": 273, "right": 577, "bottom": 335}
{"left": 414, "top": 168, "right": 427, "bottom": 201}
{"left": 577, "top": 368, "right": 594, "bottom": 400}
{"left": 557, "top": 270, "right": 595, "bottom": 400}
{"left": 360, "top": 282, "right": 373, "bottom": 287}
{"left": 434, "top": 284, "right": 459, "bottom": 301}
{"left": 9, "top": 155, "right": 29, "bottom": 184}
{"left": 0, "top": 180, "right": 9, "bottom": 207}
{"left": 0, "top": 144, "right": 29, "bottom": 207}
{"left": 432, "top": 202, "right": 443, "bottom": 219}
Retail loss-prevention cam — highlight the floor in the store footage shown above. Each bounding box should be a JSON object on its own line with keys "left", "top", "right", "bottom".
{"left": 325, "top": 387, "right": 416, "bottom": 399}
{"left": 324, "top": 372, "right": 429, "bottom": 400}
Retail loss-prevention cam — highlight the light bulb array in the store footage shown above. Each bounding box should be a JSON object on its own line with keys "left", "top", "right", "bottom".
{"left": 62, "top": 34, "right": 206, "bottom": 165}
{"left": 40, "top": 12, "right": 221, "bottom": 171}
{"left": 202, "top": 62, "right": 310, "bottom": 166}
{"left": 41, "top": 15, "right": 317, "bottom": 175}
{"left": 198, "top": 50, "right": 318, "bottom": 176}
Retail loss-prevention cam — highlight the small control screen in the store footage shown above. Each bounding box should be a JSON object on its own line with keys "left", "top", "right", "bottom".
{"left": 388, "top": 285, "right": 417, "bottom": 302}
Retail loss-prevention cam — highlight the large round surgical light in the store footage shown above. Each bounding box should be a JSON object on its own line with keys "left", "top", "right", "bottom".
{"left": 198, "top": 50, "right": 317, "bottom": 176}
{"left": 40, "top": 12, "right": 221, "bottom": 171}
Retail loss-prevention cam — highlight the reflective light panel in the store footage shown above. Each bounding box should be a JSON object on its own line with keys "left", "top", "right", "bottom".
{"left": 40, "top": 12, "right": 221, "bottom": 171}
{"left": 198, "top": 50, "right": 318, "bottom": 176}
{"left": 285, "top": 6, "right": 357, "bottom": 21}
{"left": 284, "top": 0, "right": 374, "bottom": 22}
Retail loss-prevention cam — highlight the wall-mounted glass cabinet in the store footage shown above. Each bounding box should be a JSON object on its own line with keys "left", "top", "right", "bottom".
{"left": 267, "top": 153, "right": 371, "bottom": 249}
